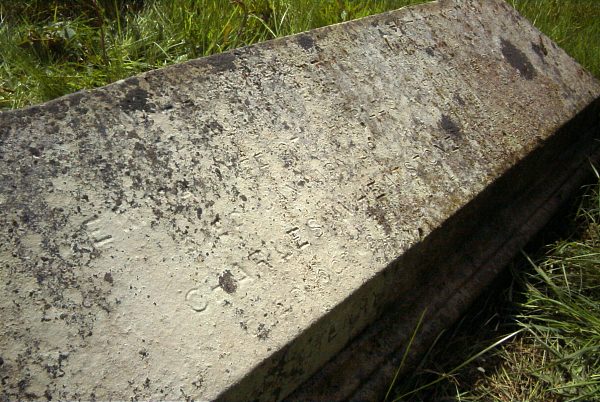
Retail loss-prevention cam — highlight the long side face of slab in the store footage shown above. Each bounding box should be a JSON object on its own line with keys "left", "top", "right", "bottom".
{"left": 1, "top": 0, "right": 599, "bottom": 400}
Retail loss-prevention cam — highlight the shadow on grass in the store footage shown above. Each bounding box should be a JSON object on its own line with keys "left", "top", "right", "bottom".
{"left": 390, "top": 172, "right": 598, "bottom": 402}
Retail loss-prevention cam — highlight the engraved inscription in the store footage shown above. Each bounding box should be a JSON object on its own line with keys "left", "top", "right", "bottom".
{"left": 290, "top": 287, "right": 305, "bottom": 302}
{"left": 307, "top": 218, "right": 324, "bottom": 238}
{"left": 276, "top": 136, "right": 300, "bottom": 168}
{"left": 248, "top": 249, "right": 271, "bottom": 268}
{"left": 365, "top": 180, "right": 386, "bottom": 200}
{"left": 185, "top": 288, "right": 209, "bottom": 312}
{"left": 286, "top": 227, "right": 310, "bottom": 250}
{"left": 277, "top": 184, "right": 299, "bottom": 202}
{"left": 403, "top": 149, "right": 439, "bottom": 177}
{"left": 253, "top": 152, "right": 270, "bottom": 170}
{"left": 83, "top": 215, "right": 114, "bottom": 248}
{"left": 330, "top": 252, "right": 348, "bottom": 274}
{"left": 434, "top": 137, "right": 460, "bottom": 153}
{"left": 186, "top": 264, "right": 253, "bottom": 312}
{"left": 317, "top": 269, "right": 330, "bottom": 285}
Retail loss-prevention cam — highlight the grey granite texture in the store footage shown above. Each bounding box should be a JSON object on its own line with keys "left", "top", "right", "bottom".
{"left": 1, "top": 0, "right": 599, "bottom": 400}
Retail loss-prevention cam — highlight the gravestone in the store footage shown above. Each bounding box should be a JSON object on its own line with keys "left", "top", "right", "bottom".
{"left": 1, "top": 0, "right": 599, "bottom": 400}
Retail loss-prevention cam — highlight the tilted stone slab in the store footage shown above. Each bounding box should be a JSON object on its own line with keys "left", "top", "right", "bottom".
{"left": 1, "top": 0, "right": 599, "bottom": 400}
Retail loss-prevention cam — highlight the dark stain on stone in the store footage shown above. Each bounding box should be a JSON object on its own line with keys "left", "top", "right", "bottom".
{"left": 45, "top": 101, "right": 68, "bottom": 118}
{"left": 20, "top": 210, "right": 32, "bottom": 224}
{"left": 453, "top": 93, "right": 465, "bottom": 106}
{"left": 69, "top": 117, "right": 82, "bottom": 132}
{"left": 196, "top": 207, "right": 203, "bottom": 219}
{"left": 127, "top": 130, "right": 141, "bottom": 140}
{"left": 103, "top": 272, "right": 113, "bottom": 284}
{"left": 208, "top": 120, "right": 223, "bottom": 134}
{"left": 28, "top": 106, "right": 41, "bottom": 116}
{"left": 94, "top": 158, "right": 117, "bottom": 185}
{"left": 28, "top": 146, "right": 42, "bottom": 157}
{"left": 425, "top": 47, "right": 435, "bottom": 56}
{"left": 47, "top": 122, "right": 59, "bottom": 134}
{"left": 207, "top": 52, "right": 237, "bottom": 73}
{"left": 367, "top": 205, "right": 392, "bottom": 235}
{"left": 120, "top": 87, "right": 151, "bottom": 112}
{"left": 440, "top": 114, "right": 462, "bottom": 137}
{"left": 45, "top": 352, "right": 68, "bottom": 379}
{"left": 531, "top": 37, "right": 548, "bottom": 60}
{"left": 69, "top": 91, "right": 86, "bottom": 107}
{"left": 124, "top": 77, "right": 140, "bottom": 86}
{"left": 17, "top": 379, "right": 28, "bottom": 392}
{"left": 219, "top": 270, "right": 237, "bottom": 294}
{"left": 94, "top": 122, "right": 108, "bottom": 137}
{"left": 501, "top": 38, "right": 536, "bottom": 80}
{"left": 257, "top": 323, "right": 270, "bottom": 340}
{"left": 176, "top": 179, "right": 189, "bottom": 192}
{"left": 132, "top": 141, "right": 161, "bottom": 167}
{"left": 297, "top": 34, "right": 315, "bottom": 51}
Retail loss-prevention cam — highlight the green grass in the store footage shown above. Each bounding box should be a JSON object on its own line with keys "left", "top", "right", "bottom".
{"left": 1, "top": 1, "right": 598, "bottom": 108}
{"left": 2, "top": 0, "right": 598, "bottom": 110}
{"left": 510, "top": 0, "right": 600, "bottom": 78}
{"left": 0, "top": 0, "right": 425, "bottom": 109}
{"left": 1, "top": 1, "right": 600, "bottom": 400}
{"left": 2, "top": 0, "right": 598, "bottom": 108}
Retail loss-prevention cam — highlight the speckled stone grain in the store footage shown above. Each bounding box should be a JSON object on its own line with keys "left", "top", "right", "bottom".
{"left": 1, "top": 0, "right": 599, "bottom": 400}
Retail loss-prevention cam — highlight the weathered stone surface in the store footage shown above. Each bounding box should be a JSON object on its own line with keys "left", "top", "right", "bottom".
{"left": 1, "top": 0, "right": 599, "bottom": 400}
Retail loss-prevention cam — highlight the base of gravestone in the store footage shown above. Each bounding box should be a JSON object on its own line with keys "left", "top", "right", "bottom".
{"left": 287, "top": 100, "right": 600, "bottom": 400}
